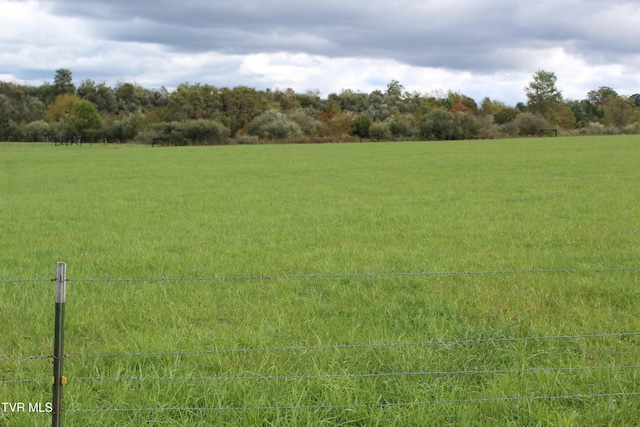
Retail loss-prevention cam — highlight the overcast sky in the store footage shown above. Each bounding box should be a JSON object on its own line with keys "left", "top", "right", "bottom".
{"left": 1, "top": 0, "right": 639, "bottom": 105}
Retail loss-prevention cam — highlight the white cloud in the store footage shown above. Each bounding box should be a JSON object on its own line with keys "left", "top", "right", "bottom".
{"left": 1, "top": 0, "right": 640, "bottom": 105}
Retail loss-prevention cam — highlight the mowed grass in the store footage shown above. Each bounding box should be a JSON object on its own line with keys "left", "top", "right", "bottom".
{"left": 1, "top": 136, "right": 639, "bottom": 425}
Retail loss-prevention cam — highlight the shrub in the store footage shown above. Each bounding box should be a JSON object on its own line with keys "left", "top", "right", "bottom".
{"left": 248, "top": 110, "right": 302, "bottom": 140}
{"left": 104, "top": 115, "right": 142, "bottom": 142}
{"left": 368, "top": 121, "right": 391, "bottom": 142}
{"left": 502, "top": 113, "right": 549, "bottom": 136}
{"left": 287, "top": 108, "right": 322, "bottom": 136}
{"left": 151, "top": 120, "right": 229, "bottom": 145}
{"left": 419, "top": 109, "right": 455, "bottom": 140}
{"left": 21, "top": 120, "right": 52, "bottom": 142}
{"left": 455, "top": 113, "right": 481, "bottom": 140}
{"left": 350, "top": 113, "right": 373, "bottom": 140}
{"left": 387, "top": 114, "right": 414, "bottom": 139}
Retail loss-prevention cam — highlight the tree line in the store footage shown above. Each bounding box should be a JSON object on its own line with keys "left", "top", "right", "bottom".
{"left": 1, "top": 69, "right": 639, "bottom": 144}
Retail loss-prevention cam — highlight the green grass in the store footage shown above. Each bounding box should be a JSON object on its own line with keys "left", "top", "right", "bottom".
{"left": 1, "top": 136, "right": 639, "bottom": 425}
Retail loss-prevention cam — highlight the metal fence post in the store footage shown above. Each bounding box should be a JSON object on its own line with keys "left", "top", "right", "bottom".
{"left": 52, "top": 262, "right": 67, "bottom": 427}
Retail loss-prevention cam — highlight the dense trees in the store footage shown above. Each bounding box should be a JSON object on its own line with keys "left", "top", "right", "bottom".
{"left": 0, "top": 69, "right": 638, "bottom": 143}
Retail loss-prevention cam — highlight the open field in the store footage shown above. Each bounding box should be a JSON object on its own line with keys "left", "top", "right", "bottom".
{"left": 1, "top": 136, "right": 639, "bottom": 425}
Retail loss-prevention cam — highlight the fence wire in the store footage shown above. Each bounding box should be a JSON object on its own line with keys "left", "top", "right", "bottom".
{"left": 2, "top": 331, "right": 638, "bottom": 364}
{"left": 70, "top": 364, "right": 640, "bottom": 383}
{"left": 2, "top": 266, "right": 638, "bottom": 285}
{"left": 59, "top": 331, "right": 640, "bottom": 360}
{"left": 2, "top": 266, "right": 638, "bottom": 417}
{"left": 63, "top": 392, "right": 640, "bottom": 414}
{"left": 64, "top": 266, "right": 640, "bottom": 284}
{"left": 6, "top": 364, "right": 637, "bottom": 386}
{"left": 0, "top": 278, "right": 53, "bottom": 284}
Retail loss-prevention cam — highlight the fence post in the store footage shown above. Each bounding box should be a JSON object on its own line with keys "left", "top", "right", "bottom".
{"left": 52, "top": 262, "right": 67, "bottom": 427}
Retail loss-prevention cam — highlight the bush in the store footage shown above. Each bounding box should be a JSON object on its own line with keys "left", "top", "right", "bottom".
{"left": 368, "top": 121, "right": 391, "bottom": 142}
{"left": 287, "top": 108, "right": 322, "bottom": 136}
{"left": 387, "top": 114, "right": 414, "bottom": 139}
{"left": 569, "top": 122, "right": 624, "bottom": 136}
{"left": 419, "top": 109, "right": 455, "bottom": 140}
{"left": 21, "top": 120, "right": 52, "bottom": 142}
{"left": 248, "top": 110, "right": 302, "bottom": 140}
{"left": 350, "top": 113, "right": 373, "bottom": 140}
{"left": 151, "top": 120, "right": 229, "bottom": 145}
{"left": 455, "top": 113, "right": 481, "bottom": 140}
{"left": 502, "top": 113, "right": 549, "bottom": 136}
{"left": 235, "top": 134, "right": 260, "bottom": 145}
{"left": 104, "top": 115, "right": 142, "bottom": 142}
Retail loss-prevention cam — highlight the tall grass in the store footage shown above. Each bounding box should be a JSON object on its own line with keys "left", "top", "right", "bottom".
{"left": 1, "top": 136, "right": 639, "bottom": 425}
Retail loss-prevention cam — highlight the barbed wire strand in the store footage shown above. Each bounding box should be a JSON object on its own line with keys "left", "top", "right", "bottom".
{"left": 3, "top": 331, "right": 638, "bottom": 363}
{"left": 62, "top": 392, "right": 640, "bottom": 413}
{"left": 60, "top": 331, "right": 640, "bottom": 360}
{"left": 0, "top": 354, "right": 51, "bottom": 362}
{"left": 2, "top": 266, "right": 638, "bottom": 285}
{"left": 4, "top": 364, "right": 638, "bottom": 386}
{"left": 65, "top": 266, "right": 640, "bottom": 284}
{"left": 0, "top": 378, "right": 49, "bottom": 384}
{"left": 69, "top": 364, "right": 640, "bottom": 383}
{"left": 5, "top": 266, "right": 635, "bottom": 284}
{"left": 0, "top": 278, "right": 53, "bottom": 284}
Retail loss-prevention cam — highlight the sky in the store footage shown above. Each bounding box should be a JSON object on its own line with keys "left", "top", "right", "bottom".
{"left": 1, "top": 0, "right": 639, "bottom": 106}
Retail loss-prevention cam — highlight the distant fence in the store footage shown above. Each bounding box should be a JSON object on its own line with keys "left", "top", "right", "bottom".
{"left": 1, "top": 263, "right": 639, "bottom": 425}
{"left": 539, "top": 128, "right": 558, "bottom": 137}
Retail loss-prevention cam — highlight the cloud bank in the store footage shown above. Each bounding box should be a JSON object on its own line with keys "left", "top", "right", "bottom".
{"left": 1, "top": 0, "right": 639, "bottom": 104}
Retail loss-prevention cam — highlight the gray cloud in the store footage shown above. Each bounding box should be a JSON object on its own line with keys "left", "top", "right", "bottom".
{"left": 2, "top": 0, "right": 639, "bottom": 104}
{"left": 42, "top": 0, "right": 640, "bottom": 72}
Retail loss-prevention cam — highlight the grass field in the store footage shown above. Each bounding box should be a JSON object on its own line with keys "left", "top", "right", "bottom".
{"left": 1, "top": 136, "right": 639, "bottom": 425}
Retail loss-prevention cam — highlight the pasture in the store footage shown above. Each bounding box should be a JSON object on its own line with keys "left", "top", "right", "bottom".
{"left": 1, "top": 136, "right": 639, "bottom": 425}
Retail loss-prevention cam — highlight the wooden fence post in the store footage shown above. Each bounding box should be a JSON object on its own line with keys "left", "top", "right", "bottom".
{"left": 52, "top": 262, "right": 67, "bottom": 427}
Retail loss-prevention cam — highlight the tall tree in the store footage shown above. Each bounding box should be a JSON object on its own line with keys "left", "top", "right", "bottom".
{"left": 525, "top": 70, "right": 562, "bottom": 122}
{"left": 386, "top": 80, "right": 404, "bottom": 98}
{"left": 587, "top": 86, "right": 618, "bottom": 105}
{"left": 53, "top": 68, "right": 75, "bottom": 96}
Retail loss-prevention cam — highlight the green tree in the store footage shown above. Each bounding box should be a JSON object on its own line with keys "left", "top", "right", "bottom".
{"left": 0, "top": 101, "right": 12, "bottom": 141}
{"left": 219, "top": 86, "right": 270, "bottom": 137}
{"left": 65, "top": 100, "right": 102, "bottom": 140}
{"left": 525, "top": 70, "right": 562, "bottom": 122}
{"left": 587, "top": 86, "right": 618, "bottom": 105}
{"left": 555, "top": 103, "right": 577, "bottom": 129}
{"left": 494, "top": 108, "right": 519, "bottom": 125}
{"left": 77, "top": 79, "right": 118, "bottom": 115}
{"left": 53, "top": 68, "right": 75, "bottom": 96}
{"left": 169, "top": 83, "right": 221, "bottom": 120}
{"left": 350, "top": 113, "right": 373, "bottom": 140}
{"left": 603, "top": 96, "right": 636, "bottom": 127}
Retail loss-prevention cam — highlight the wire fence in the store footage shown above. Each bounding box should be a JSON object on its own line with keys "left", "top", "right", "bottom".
{"left": 2, "top": 265, "right": 639, "bottom": 285}
{"left": 1, "top": 264, "right": 639, "bottom": 422}
{"left": 4, "top": 330, "right": 639, "bottom": 362}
